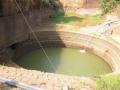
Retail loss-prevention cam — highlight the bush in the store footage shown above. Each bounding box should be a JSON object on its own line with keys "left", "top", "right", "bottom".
{"left": 101, "top": 0, "right": 120, "bottom": 14}
{"left": 49, "top": 11, "right": 64, "bottom": 19}
{"left": 96, "top": 76, "right": 120, "bottom": 90}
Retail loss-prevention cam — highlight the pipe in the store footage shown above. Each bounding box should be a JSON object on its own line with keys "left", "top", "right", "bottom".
{"left": 0, "top": 77, "right": 43, "bottom": 90}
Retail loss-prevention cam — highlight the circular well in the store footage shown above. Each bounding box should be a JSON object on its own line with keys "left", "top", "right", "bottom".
{"left": 14, "top": 47, "right": 112, "bottom": 77}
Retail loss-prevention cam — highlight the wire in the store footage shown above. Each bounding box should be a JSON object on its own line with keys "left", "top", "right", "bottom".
{"left": 14, "top": 0, "right": 56, "bottom": 71}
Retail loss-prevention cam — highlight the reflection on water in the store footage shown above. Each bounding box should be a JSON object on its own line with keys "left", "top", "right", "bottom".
{"left": 14, "top": 47, "right": 112, "bottom": 76}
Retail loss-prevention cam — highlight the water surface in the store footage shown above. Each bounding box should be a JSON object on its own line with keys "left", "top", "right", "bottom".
{"left": 15, "top": 48, "right": 112, "bottom": 76}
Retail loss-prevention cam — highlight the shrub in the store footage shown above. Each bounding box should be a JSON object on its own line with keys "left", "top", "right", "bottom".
{"left": 96, "top": 76, "right": 120, "bottom": 90}
{"left": 101, "top": 0, "right": 120, "bottom": 14}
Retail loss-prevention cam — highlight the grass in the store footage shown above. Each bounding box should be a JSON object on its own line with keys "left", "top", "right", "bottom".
{"left": 49, "top": 12, "right": 103, "bottom": 28}
{"left": 49, "top": 12, "right": 83, "bottom": 24}
{"left": 96, "top": 75, "right": 120, "bottom": 90}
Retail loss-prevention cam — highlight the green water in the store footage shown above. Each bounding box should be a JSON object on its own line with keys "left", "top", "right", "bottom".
{"left": 15, "top": 48, "right": 112, "bottom": 76}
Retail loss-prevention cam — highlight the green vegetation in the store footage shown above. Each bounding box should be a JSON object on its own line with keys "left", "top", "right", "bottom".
{"left": 49, "top": 12, "right": 103, "bottom": 28}
{"left": 42, "top": 0, "right": 62, "bottom": 9}
{"left": 101, "top": 0, "right": 120, "bottom": 14}
{"left": 96, "top": 75, "right": 120, "bottom": 90}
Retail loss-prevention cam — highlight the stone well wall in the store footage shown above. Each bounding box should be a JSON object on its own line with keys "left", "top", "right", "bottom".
{"left": 0, "top": 30, "right": 120, "bottom": 90}
{"left": 14, "top": 30, "right": 120, "bottom": 72}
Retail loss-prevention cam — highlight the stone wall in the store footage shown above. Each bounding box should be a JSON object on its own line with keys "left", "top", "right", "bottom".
{"left": 34, "top": 31, "right": 120, "bottom": 71}
{"left": 14, "top": 30, "right": 120, "bottom": 72}
{"left": 0, "top": 15, "right": 29, "bottom": 49}
{"left": 0, "top": 9, "right": 53, "bottom": 49}
{"left": 0, "top": 30, "right": 120, "bottom": 90}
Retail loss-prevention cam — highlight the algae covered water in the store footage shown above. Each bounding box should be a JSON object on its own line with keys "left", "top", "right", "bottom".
{"left": 14, "top": 48, "right": 112, "bottom": 76}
